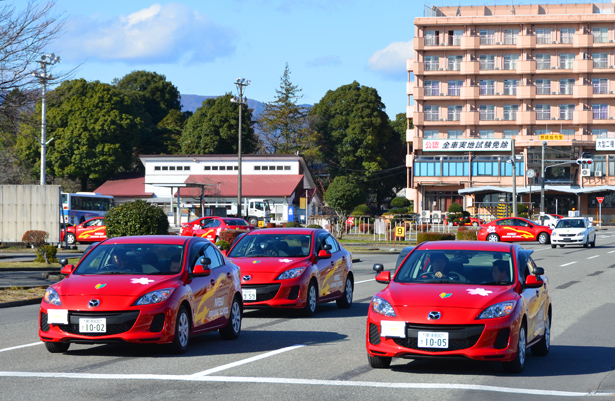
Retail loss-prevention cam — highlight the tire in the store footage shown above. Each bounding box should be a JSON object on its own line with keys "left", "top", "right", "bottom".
{"left": 531, "top": 314, "right": 551, "bottom": 357}
{"left": 591, "top": 236, "right": 596, "bottom": 248}
{"left": 368, "top": 353, "right": 392, "bottom": 369}
{"left": 336, "top": 276, "right": 353, "bottom": 309}
{"left": 486, "top": 233, "right": 500, "bottom": 242}
{"left": 551, "top": 244, "right": 556, "bottom": 249}
{"left": 537, "top": 232, "right": 549, "bottom": 244}
{"left": 503, "top": 323, "right": 526, "bottom": 373}
{"left": 302, "top": 281, "right": 318, "bottom": 317}
{"left": 583, "top": 242, "right": 589, "bottom": 248}
{"left": 248, "top": 217, "right": 259, "bottom": 226}
{"left": 559, "top": 245, "right": 565, "bottom": 248}
{"left": 472, "top": 222, "right": 478, "bottom": 227}
{"left": 170, "top": 305, "right": 190, "bottom": 354}
{"left": 44, "top": 341, "right": 70, "bottom": 353}
{"left": 219, "top": 296, "right": 242, "bottom": 340}
{"left": 66, "top": 233, "right": 76, "bottom": 246}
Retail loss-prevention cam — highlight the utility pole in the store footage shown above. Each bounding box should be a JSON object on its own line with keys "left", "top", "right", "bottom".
{"left": 511, "top": 139, "right": 517, "bottom": 217}
{"left": 231, "top": 78, "right": 250, "bottom": 218}
{"left": 540, "top": 141, "right": 547, "bottom": 224}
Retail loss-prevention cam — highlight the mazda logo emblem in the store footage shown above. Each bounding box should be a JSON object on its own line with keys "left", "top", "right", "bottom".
{"left": 428, "top": 311, "right": 441, "bottom": 320}
{"left": 88, "top": 299, "right": 100, "bottom": 308}
{"left": 243, "top": 275, "right": 251, "bottom": 281}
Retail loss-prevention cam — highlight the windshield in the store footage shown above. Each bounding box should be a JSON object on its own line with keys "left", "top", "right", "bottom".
{"left": 555, "top": 219, "right": 586, "bottom": 229}
{"left": 394, "top": 249, "right": 514, "bottom": 285}
{"left": 228, "top": 234, "right": 311, "bottom": 258}
{"left": 224, "top": 219, "right": 250, "bottom": 226}
{"left": 74, "top": 243, "right": 185, "bottom": 275}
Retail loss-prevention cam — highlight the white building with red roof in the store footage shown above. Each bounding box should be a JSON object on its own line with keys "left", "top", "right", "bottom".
{"left": 94, "top": 154, "right": 322, "bottom": 225}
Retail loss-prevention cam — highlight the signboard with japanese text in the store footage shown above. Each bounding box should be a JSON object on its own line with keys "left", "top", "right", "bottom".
{"left": 539, "top": 134, "right": 564, "bottom": 141}
{"left": 596, "top": 138, "right": 615, "bottom": 151}
{"left": 422, "top": 139, "right": 512, "bottom": 152}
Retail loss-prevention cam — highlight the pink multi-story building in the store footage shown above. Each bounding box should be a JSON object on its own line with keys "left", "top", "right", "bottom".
{"left": 407, "top": 2, "right": 615, "bottom": 222}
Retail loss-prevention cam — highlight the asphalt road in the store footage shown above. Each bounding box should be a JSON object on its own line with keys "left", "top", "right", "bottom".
{"left": 1, "top": 237, "right": 615, "bottom": 400}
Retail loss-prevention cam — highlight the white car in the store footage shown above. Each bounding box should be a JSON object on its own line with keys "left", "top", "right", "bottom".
{"left": 535, "top": 214, "right": 560, "bottom": 229}
{"left": 550, "top": 217, "right": 596, "bottom": 248}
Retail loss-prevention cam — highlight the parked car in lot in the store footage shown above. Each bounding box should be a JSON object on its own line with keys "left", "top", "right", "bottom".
{"left": 181, "top": 216, "right": 255, "bottom": 242}
{"left": 367, "top": 241, "right": 551, "bottom": 373}
{"left": 477, "top": 217, "right": 552, "bottom": 244}
{"left": 61, "top": 217, "right": 107, "bottom": 245}
{"left": 534, "top": 214, "right": 561, "bottom": 229}
{"left": 550, "top": 217, "right": 596, "bottom": 248}
{"left": 443, "top": 216, "right": 485, "bottom": 227}
{"left": 39, "top": 235, "right": 242, "bottom": 354}
{"left": 226, "top": 227, "right": 354, "bottom": 316}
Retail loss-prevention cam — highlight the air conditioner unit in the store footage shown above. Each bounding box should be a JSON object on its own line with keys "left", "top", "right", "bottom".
{"left": 581, "top": 168, "right": 591, "bottom": 177}
{"left": 551, "top": 66, "right": 558, "bottom": 69}
{"left": 495, "top": 67, "right": 501, "bottom": 70}
{"left": 552, "top": 117, "right": 559, "bottom": 120}
{"left": 496, "top": 91, "right": 503, "bottom": 95}
{"left": 610, "top": 116, "right": 615, "bottom": 119}
{"left": 495, "top": 117, "right": 503, "bottom": 121}
{"left": 610, "top": 39, "right": 615, "bottom": 43}
{"left": 595, "top": 170, "right": 603, "bottom": 177}
{"left": 439, "top": 67, "right": 445, "bottom": 71}
{"left": 495, "top": 41, "right": 502, "bottom": 45}
{"left": 610, "top": 91, "right": 615, "bottom": 94}
{"left": 440, "top": 92, "right": 446, "bottom": 96}
{"left": 552, "top": 91, "right": 558, "bottom": 95}
{"left": 440, "top": 118, "right": 446, "bottom": 121}
{"left": 610, "top": 65, "right": 615, "bottom": 68}
{"left": 553, "top": 40, "right": 560, "bottom": 44}
{"left": 440, "top": 42, "right": 447, "bottom": 46}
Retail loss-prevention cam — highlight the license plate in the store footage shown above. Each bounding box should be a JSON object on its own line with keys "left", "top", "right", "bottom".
{"left": 79, "top": 318, "right": 106, "bottom": 333}
{"left": 563, "top": 238, "right": 572, "bottom": 242}
{"left": 418, "top": 331, "right": 449, "bottom": 348}
{"left": 242, "top": 289, "right": 256, "bottom": 301}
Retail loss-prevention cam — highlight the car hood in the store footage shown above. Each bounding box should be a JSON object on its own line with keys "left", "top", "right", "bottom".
{"left": 229, "top": 256, "right": 310, "bottom": 281}
{"left": 552, "top": 227, "right": 588, "bottom": 235}
{"left": 55, "top": 274, "right": 177, "bottom": 297}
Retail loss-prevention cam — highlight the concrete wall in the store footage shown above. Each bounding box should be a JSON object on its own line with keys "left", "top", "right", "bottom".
{"left": 0, "top": 185, "right": 61, "bottom": 243}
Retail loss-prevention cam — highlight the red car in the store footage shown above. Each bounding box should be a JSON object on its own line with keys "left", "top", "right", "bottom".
{"left": 444, "top": 217, "right": 485, "bottom": 227}
{"left": 61, "top": 217, "right": 107, "bottom": 245}
{"left": 181, "top": 216, "right": 255, "bottom": 243}
{"left": 226, "top": 228, "right": 354, "bottom": 315}
{"left": 39, "top": 235, "right": 242, "bottom": 354}
{"left": 367, "top": 241, "right": 551, "bottom": 373}
{"left": 477, "top": 217, "right": 552, "bottom": 244}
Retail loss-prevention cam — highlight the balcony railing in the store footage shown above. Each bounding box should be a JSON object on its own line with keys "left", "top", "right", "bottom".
{"left": 448, "top": 63, "right": 461, "bottom": 71}
{"left": 537, "top": 86, "right": 551, "bottom": 95}
{"left": 479, "top": 61, "right": 495, "bottom": 70}
{"left": 536, "top": 112, "right": 551, "bottom": 120}
{"left": 594, "top": 85, "right": 608, "bottom": 94}
{"left": 425, "top": 38, "right": 439, "bottom": 46}
{"left": 448, "top": 88, "right": 461, "bottom": 96}
{"left": 503, "top": 88, "right": 517, "bottom": 95}
{"left": 593, "top": 111, "right": 608, "bottom": 120}
{"left": 425, "top": 62, "right": 439, "bottom": 71}
{"left": 503, "top": 112, "right": 517, "bottom": 120}
{"left": 480, "top": 85, "right": 495, "bottom": 95}
{"left": 537, "top": 62, "right": 551, "bottom": 70}
{"left": 425, "top": 112, "right": 440, "bottom": 121}
{"left": 424, "top": 88, "right": 439, "bottom": 96}
{"left": 448, "top": 113, "right": 461, "bottom": 121}
{"left": 594, "top": 60, "right": 608, "bottom": 69}
{"left": 537, "top": 36, "right": 551, "bottom": 44}
{"left": 479, "top": 111, "right": 495, "bottom": 120}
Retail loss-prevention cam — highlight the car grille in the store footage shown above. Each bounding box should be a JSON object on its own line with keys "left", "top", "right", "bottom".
{"left": 392, "top": 323, "right": 484, "bottom": 352}
{"left": 56, "top": 311, "right": 140, "bottom": 337}
{"left": 369, "top": 323, "right": 381, "bottom": 345}
{"left": 242, "top": 284, "right": 281, "bottom": 302}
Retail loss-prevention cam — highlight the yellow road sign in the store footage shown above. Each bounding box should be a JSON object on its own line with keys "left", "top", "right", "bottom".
{"left": 395, "top": 226, "right": 406, "bottom": 237}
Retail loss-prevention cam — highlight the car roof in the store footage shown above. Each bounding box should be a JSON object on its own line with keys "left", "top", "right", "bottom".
{"left": 558, "top": 217, "right": 585, "bottom": 220}
{"left": 416, "top": 240, "right": 513, "bottom": 252}
{"left": 242, "top": 227, "right": 322, "bottom": 235}
{"left": 101, "top": 235, "right": 192, "bottom": 245}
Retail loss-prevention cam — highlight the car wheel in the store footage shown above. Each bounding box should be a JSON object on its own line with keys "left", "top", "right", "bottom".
{"left": 537, "top": 232, "right": 549, "bottom": 244}
{"left": 486, "top": 233, "right": 499, "bottom": 242}
{"left": 591, "top": 237, "right": 596, "bottom": 248}
{"left": 248, "top": 217, "right": 259, "bottom": 226}
{"left": 44, "top": 342, "right": 70, "bottom": 353}
{"left": 368, "top": 353, "right": 392, "bottom": 369}
{"left": 559, "top": 245, "right": 565, "bottom": 248}
{"left": 219, "top": 296, "right": 242, "bottom": 340}
{"left": 583, "top": 242, "right": 589, "bottom": 248}
{"left": 551, "top": 244, "right": 556, "bottom": 249}
{"left": 531, "top": 314, "right": 551, "bottom": 357}
{"left": 336, "top": 276, "right": 353, "bottom": 309}
{"left": 472, "top": 222, "right": 478, "bottom": 227}
{"left": 503, "top": 323, "right": 526, "bottom": 374}
{"left": 170, "top": 305, "right": 190, "bottom": 354}
{"left": 302, "top": 281, "right": 318, "bottom": 317}
{"left": 66, "top": 233, "right": 76, "bottom": 246}
{"left": 448, "top": 222, "right": 453, "bottom": 227}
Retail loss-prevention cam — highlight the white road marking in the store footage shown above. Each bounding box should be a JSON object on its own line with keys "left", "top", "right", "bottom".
{"left": 608, "top": 250, "right": 615, "bottom": 254}
{"left": 587, "top": 255, "right": 600, "bottom": 259}
{"left": 0, "top": 371, "right": 611, "bottom": 397}
{"left": 355, "top": 278, "right": 375, "bottom": 284}
{"left": 190, "top": 345, "right": 305, "bottom": 377}
{"left": 0, "top": 342, "right": 42, "bottom": 353}
{"left": 560, "top": 262, "right": 577, "bottom": 267}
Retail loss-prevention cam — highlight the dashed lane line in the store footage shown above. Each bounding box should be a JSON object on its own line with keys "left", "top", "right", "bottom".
{"left": 560, "top": 262, "right": 577, "bottom": 267}
{"left": 587, "top": 255, "right": 600, "bottom": 259}
{"left": 0, "top": 342, "right": 41, "bottom": 353}
{"left": 0, "top": 371, "right": 612, "bottom": 397}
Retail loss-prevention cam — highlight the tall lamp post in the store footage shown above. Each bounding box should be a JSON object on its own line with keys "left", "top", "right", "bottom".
{"left": 231, "top": 78, "right": 250, "bottom": 218}
{"left": 540, "top": 141, "right": 547, "bottom": 224}
{"left": 32, "top": 53, "right": 60, "bottom": 185}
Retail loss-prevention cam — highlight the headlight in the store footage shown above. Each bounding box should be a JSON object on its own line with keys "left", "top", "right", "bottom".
{"left": 371, "top": 295, "right": 396, "bottom": 317}
{"left": 478, "top": 300, "right": 516, "bottom": 319}
{"left": 134, "top": 288, "right": 175, "bottom": 305}
{"left": 43, "top": 287, "right": 62, "bottom": 306}
{"left": 276, "top": 267, "right": 305, "bottom": 280}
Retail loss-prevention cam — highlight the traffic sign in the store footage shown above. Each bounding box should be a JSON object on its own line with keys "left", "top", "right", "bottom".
{"left": 597, "top": 197, "right": 605, "bottom": 204}
{"left": 395, "top": 226, "right": 406, "bottom": 237}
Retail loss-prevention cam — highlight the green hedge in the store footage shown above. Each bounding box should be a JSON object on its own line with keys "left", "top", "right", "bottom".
{"left": 416, "top": 232, "right": 455, "bottom": 245}
{"left": 456, "top": 230, "right": 478, "bottom": 241}
{"left": 285, "top": 221, "right": 302, "bottom": 227}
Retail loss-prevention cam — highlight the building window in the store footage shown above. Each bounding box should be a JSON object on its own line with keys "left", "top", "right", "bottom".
{"left": 536, "top": 54, "right": 551, "bottom": 70}
{"left": 503, "top": 129, "right": 518, "bottom": 138}
{"left": 560, "top": 54, "right": 574, "bottom": 69}
{"left": 503, "top": 29, "right": 518, "bottom": 45}
{"left": 560, "top": 28, "right": 574, "bottom": 44}
{"left": 592, "top": 104, "right": 608, "bottom": 120}
{"left": 284, "top": 166, "right": 290, "bottom": 170}
{"left": 448, "top": 55, "right": 462, "bottom": 71}
{"left": 536, "top": 104, "right": 551, "bottom": 120}
{"left": 448, "top": 105, "right": 462, "bottom": 121}
{"left": 536, "top": 79, "right": 551, "bottom": 95}
{"left": 561, "top": 129, "right": 575, "bottom": 136}
{"left": 276, "top": 166, "right": 283, "bottom": 170}
{"left": 162, "top": 166, "right": 168, "bottom": 171}
{"left": 479, "top": 54, "right": 495, "bottom": 70}
{"left": 479, "top": 29, "right": 495, "bottom": 45}
{"left": 425, "top": 30, "right": 439, "bottom": 46}
{"left": 593, "top": 53, "right": 608, "bottom": 69}
{"left": 184, "top": 166, "right": 191, "bottom": 171}
{"left": 593, "top": 128, "right": 607, "bottom": 137}
{"left": 559, "top": 79, "right": 574, "bottom": 95}
{"left": 424, "top": 80, "right": 439, "bottom": 96}
{"left": 424, "top": 105, "right": 439, "bottom": 121}
{"left": 503, "top": 105, "right": 518, "bottom": 121}
{"left": 448, "top": 80, "right": 462, "bottom": 96}
{"left": 451, "top": 30, "right": 463, "bottom": 46}
{"left": 169, "top": 166, "right": 175, "bottom": 171}
{"left": 212, "top": 166, "right": 218, "bottom": 170}
{"left": 592, "top": 27, "right": 608, "bottom": 43}
{"left": 448, "top": 130, "right": 463, "bottom": 139}
{"left": 478, "top": 129, "right": 495, "bottom": 138}
{"left": 536, "top": 28, "right": 552, "bottom": 44}
{"left": 479, "top": 79, "right": 495, "bottom": 95}
{"left": 479, "top": 105, "right": 495, "bottom": 121}
{"left": 559, "top": 104, "right": 575, "bottom": 120}
{"left": 424, "top": 130, "right": 439, "bottom": 139}
{"left": 414, "top": 156, "right": 442, "bottom": 177}
{"left": 254, "top": 166, "right": 261, "bottom": 170}
{"left": 503, "top": 54, "right": 518, "bottom": 70}
{"left": 425, "top": 55, "right": 440, "bottom": 71}
{"left": 503, "top": 79, "right": 518, "bottom": 95}
{"left": 154, "top": 166, "right": 161, "bottom": 171}
{"left": 204, "top": 166, "right": 211, "bottom": 170}
{"left": 593, "top": 78, "right": 608, "bottom": 94}
{"left": 535, "top": 129, "right": 551, "bottom": 136}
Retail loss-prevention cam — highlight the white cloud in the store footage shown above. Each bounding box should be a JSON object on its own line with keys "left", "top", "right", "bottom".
{"left": 60, "top": 3, "right": 237, "bottom": 64}
{"left": 367, "top": 41, "right": 413, "bottom": 78}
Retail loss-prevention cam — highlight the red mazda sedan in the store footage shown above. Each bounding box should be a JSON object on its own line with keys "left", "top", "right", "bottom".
{"left": 226, "top": 228, "right": 354, "bottom": 316}
{"left": 181, "top": 216, "right": 254, "bottom": 242}
{"left": 61, "top": 217, "right": 107, "bottom": 245}
{"left": 39, "top": 235, "right": 242, "bottom": 354}
{"left": 366, "top": 241, "right": 551, "bottom": 373}
{"left": 477, "top": 217, "right": 552, "bottom": 244}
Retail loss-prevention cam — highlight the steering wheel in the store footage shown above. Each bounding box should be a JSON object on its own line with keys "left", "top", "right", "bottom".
{"left": 101, "top": 263, "right": 119, "bottom": 271}
{"left": 419, "top": 272, "right": 436, "bottom": 279}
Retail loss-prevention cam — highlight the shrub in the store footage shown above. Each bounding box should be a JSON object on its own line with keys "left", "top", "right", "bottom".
{"left": 390, "top": 197, "right": 410, "bottom": 208}
{"left": 448, "top": 202, "right": 463, "bottom": 213}
{"left": 219, "top": 229, "right": 247, "bottom": 245}
{"left": 22, "top": 230, "right": 54, "bottom": 264}
{"left": 36, "top": 245, "right": 58, "bottom": 263}
{"left": 104, "top": 199, "right": 169, "bottom": 237}
{"left": 285, "top": 221, "right": 302, "bottom": 228}
{"left": 352, "top": 204, "right": 371, "bottom": 215}
{"left": 517, "top": 203, "right": 528, "bottom": 214}
{"left": 215, "top": 239, "right": 231, "bottom": 251}
{"left": 307, "top": 224, "right": 322, "bottom": 229}
{"left": 456, "top": 230, "right": 478, "bottom": 241}
{"left": 416, "top": 232, "right": 455, "bottom": 245}
{"left": 357, "top": 223, "right": 373, "bottom": 234}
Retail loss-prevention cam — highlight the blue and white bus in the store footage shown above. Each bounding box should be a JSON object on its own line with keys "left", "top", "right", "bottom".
{"left": 61, "top": 192, "right": 115, "bottom": 226}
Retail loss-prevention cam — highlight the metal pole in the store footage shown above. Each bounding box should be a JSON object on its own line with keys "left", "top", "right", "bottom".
{"left": 540, "top": 141, "right": 546, "bottom": 224}
{"left": 511, "top": 139, "right": 517, "bottom": 217}
{"left": 237, "top": 90, "right": 242, "bottom": 219}
{"left": 40, "top": 64, "right": 47, "bottom": 185}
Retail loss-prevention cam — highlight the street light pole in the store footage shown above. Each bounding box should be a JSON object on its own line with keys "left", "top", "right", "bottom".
{"left": 511, "top": 139, "right": 517, "bottom": 217}
{"left": 32, "top": 53, "right": 60, "bottom": 186}
{"left": 540, "top": 141, "right": 547, "bottom": 224}
{"left": 231, "top": 78, "right": 250, "bottom": 218}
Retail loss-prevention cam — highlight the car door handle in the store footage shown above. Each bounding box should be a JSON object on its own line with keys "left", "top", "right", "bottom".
{"left": 227, "top": 272, "right": 232, "bottom": 279}
{"left": 210, "top": 279, "right": 215, "bottom": 286}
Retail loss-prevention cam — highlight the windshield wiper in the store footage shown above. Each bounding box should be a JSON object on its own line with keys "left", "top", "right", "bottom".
{"left": 97, "top": 271, "right": 127, "bottom": 275}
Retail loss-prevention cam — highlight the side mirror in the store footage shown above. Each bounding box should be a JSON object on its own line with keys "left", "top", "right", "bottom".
{"left": 533, "top": 267, "right": 545, "bottom": 276}
{"left": 59, "top": 258, "right": 68, "bottom": 267}
{"left": 323, "top": 244, "right": 332, "bottom": 251}
{"left": 193, "top": 257, "right": 212, "bottom": 276}
{"left": 375, "top": 271, "right": 391, "bottom": 284}
{"left": 318, "top": 249, "right": 332, "bottom": 259}
{"left": 373, "top": 264, "right": 384, "bottom": 273}
{"left": 60, "top": 264, "right": 74, "bottom": 275}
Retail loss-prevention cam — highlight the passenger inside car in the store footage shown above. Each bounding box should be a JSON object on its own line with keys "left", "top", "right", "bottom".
{"left": 492, "top": 260, "right": 511, "bottom": 283}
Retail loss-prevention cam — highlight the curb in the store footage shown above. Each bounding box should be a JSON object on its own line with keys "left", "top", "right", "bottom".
{"left": 0, "top": 297, "right": 42, "bottom": 309}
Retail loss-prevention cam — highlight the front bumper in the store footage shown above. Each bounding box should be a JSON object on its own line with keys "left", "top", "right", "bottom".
{"left": 551, "top": 235, "right": 587, "bottom": 245}
{"left": 241, "top": 279, "right": 308, "bottom": 309}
